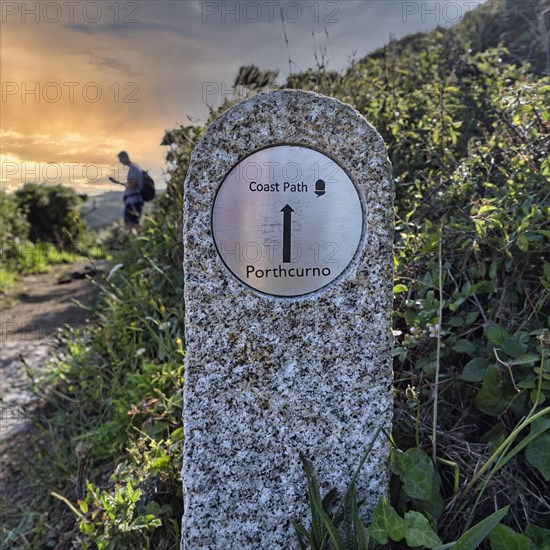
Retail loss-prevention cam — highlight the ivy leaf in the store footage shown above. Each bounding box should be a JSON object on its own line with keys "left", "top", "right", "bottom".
{"left": 367, "top": 497, "right": 406, "bottom": 545}
{"left": 488, "top": 524, "right": 531, "bottom": 549}
{"left": 401, "top": 448, "right": 441, "bottom": 503}
{"left": 414, "top": 495, "right": 446, "bottom": 521}
{"left": 390, "top": 448, "right": 407, "bottom": 476}
{"left": 525, "top": 432, "right": 550, "bottom": 481}
{"left": 403, "top": 511, "right": 442, "bottom": 548}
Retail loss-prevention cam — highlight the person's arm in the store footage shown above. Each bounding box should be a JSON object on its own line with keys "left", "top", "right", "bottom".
{"left": 108, "top": 176, "right": 126, "bottom": 186}
{"left": 108, "top": 175, "right": 136, "bottom": 188}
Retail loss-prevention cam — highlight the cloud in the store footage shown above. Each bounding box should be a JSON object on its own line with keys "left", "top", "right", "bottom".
{"left": 1, "top": 0, "right": 484, "bottom": 195}
{"left": 87, "top": 55, "right": 139, "bottom": 77}
{"left": 66, "top": 20, "right": 191, "bottom": 37}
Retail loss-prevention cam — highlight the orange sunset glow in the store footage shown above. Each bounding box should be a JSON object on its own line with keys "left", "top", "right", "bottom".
{"left": 1, "top": 2, "right": 191, "bottom": 195}
{"left": 1, "top": 1, "right": 483, "bottom": 195}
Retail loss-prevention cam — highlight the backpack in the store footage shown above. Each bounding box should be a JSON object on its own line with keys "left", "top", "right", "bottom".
{"left": 141, "top": 170, "right": 155, "bottom": 201}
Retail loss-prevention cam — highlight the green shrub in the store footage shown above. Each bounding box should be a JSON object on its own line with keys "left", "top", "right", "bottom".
{"left": 15, "top": 183, "right": 86, "bottom": 248}
{"left": 0, "top": 190, "right": 30, "bottom": 272}
{"left": 0, "top": 185, "right": 99, "bottom": 290}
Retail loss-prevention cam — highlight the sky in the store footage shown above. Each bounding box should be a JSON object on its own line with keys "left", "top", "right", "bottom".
{"left": 0, "top": 0, "right": 485, "bottom": 195}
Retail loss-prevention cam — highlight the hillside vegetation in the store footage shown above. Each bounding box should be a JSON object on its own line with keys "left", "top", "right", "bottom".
{"left": 2, "top": 1, "right": 548, "bottom": 548}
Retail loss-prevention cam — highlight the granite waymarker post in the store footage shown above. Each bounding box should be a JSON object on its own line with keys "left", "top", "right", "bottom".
{"left": 182, "top": 90, "right": 394, "bottom": 548}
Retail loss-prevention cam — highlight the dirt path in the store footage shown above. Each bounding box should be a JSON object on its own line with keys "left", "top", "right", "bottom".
{"left": 0, "top": 262, "right": 101, "bottom": 516}
{"left": 1, "top": 262, "right": 99, "bottom": 437}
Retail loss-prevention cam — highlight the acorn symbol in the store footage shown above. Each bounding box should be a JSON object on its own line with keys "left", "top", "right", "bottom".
{"left": 315, "top": 179, "right": 326, "bottom": 197}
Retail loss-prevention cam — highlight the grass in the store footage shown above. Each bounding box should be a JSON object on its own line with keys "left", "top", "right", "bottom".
{"left": 0, "top": 267, "right": 17, "bottom": 292}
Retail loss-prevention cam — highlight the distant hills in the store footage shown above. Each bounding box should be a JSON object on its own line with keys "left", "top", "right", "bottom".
{"left": 79, "top": 191, "right": 125, "bottom": 230}
{"left": 80, "top": 191, "right": 157, "bottom": 230}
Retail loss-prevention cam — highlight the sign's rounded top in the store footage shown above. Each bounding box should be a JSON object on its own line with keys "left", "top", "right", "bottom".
{"left": 206, "top": 88, "right": 379, "bottom": 144}
{"left": 184, "top": 88, "right": 394, "bottom": 302}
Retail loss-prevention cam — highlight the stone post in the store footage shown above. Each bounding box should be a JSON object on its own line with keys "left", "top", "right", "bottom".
{"left": 182, "top": 89, "right": 394, "bottom": 548}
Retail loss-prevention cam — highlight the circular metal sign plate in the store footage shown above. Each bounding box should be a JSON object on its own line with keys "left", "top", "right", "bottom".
{"left": 212, "top": 145, "right": 363, "bottom": 297}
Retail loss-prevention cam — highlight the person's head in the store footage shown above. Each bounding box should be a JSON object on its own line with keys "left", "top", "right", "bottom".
{"left": 117, "top": 151, "right": 130, "bottom": 166}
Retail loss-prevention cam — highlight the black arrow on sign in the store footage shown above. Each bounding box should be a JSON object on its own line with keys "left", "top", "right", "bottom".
{"left": 281, "top": 204, "right": 294, "bottom": 263}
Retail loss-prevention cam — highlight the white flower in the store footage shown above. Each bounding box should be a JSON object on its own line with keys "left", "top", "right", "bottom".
{"left": 428, "top": 323, "right": 444, "bottom": 338}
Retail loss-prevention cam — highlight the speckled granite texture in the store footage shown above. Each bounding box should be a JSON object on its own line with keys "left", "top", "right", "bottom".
{"left": 182, "top": 90, "right": 394, "bottom": 549}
